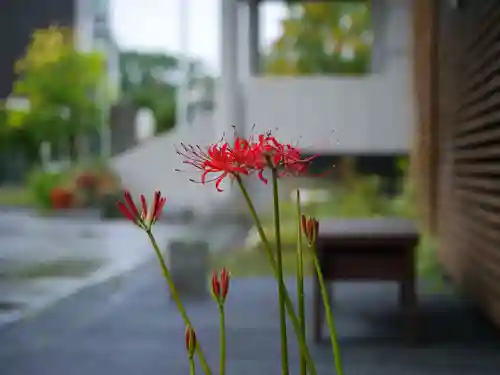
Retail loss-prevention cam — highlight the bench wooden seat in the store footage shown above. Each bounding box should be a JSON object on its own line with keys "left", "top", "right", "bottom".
{"left": 313, "top": 218, "right": 419, "bottom": 345}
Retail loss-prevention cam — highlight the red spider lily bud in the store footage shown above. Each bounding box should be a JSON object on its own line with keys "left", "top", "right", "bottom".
{"left": 116, "top": 190, "right": 166, "bottom": 230}
{"left": 185, "top": 325, "right": 197, "bottom": 359}
{"left": 301, "top": 215, "right": 319, "bottom": 246}
{"left": 140, "top": 194, "right": 148, "bottom": 221}
{"left": 210, "top": 268, "right": 230, "bottom": 304}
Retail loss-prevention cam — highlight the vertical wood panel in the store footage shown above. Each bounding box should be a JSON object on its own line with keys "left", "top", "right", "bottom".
{"left": 435, "top": 0, "right": 500, "bottom": 327}
{"left": 410, "top": 0, "right": 439, "bottom": 233}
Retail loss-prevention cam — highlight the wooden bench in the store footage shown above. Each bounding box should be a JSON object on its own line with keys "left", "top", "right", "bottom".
{"left": 313, "top": 218, "right": 419, "bottom": 345}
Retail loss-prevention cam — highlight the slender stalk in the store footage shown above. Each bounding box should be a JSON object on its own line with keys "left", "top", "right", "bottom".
{"left": 218, "top": 304, "right": 227, "bottom": 375}
{"left": 189, "top": 358, "right": 196, "bottom": 375}
{"left": 235, "top": 176, "right": 318, "bottom": 375}
{"left": 271, "top": 167, "right": 289, "bottom": 375}
{"left": 309, "top": 244, "right": 344, "bottom": 375}
{"left": 295, "top": 190, "right": 307, "bottom": 375}
{"left": 146, "top": 230, "right": 212, "bottom": 375}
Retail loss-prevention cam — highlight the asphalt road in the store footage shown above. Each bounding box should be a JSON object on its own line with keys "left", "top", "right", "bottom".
{"left": 0, "top": 259, "right": 499, "bottom": 375}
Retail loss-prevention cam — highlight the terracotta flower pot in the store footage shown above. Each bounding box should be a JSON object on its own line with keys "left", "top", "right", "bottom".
{"left": 50, "top": 188, "right": 73, "bottom": 210}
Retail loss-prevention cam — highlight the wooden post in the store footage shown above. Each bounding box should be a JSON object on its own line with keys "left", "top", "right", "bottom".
{"left": 410, "top": 0, "right": 439, "bottom": 234}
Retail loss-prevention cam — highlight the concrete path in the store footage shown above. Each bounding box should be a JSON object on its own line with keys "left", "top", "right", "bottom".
{"left": 0, "top": 259, "right": 498, "bottom": 375}
{"left": 0, "top": 207, "right": 252, "bottom": 327}
{"left": 0, "top": 210, "right": 177, "bottom": 326}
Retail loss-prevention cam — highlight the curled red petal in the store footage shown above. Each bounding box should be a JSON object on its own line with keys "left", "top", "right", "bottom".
{"left": 201, "top": 170, "right": 209, "bottom": 184}
{"left": 313, "top": 219, "right": 319, "bottom": 242}
{"left": 140, "top": 194, "right": 148, "bottom": 218}
{"left": 153, "top": 195, "right": 166, "bottom": 221}
{"left": 301, "top": 215, "right": 307, "bottom": 235}
{"left": 258, "top": 170, "right": 268, "bottom": 184}
{"left": 116, "top": 201, "right": 135, "bottom": 222}
{"left": 151, "top": 191, "right": 160, "bottom": 218}
{"left": 211, "top": 272, "right": 221, "bottom": 299}
{"left": 220, "top": 268, "right": 230, "bottom": 299}
{"left": 215, "top": 173, "right": 227, "bottom": 192}
{"left": 307, "top": 220, "right": 314, "bottom": 242}
{"left": 123, "top": 190, "right": 140, "bottom": 219}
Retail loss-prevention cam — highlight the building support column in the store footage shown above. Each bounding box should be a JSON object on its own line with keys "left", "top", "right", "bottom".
{"left": 177, "top": 0, "right": 190, "bottom": 129}
{"left": 220, "top": 0, "right": 239, "bottom": 139}
{"left": 218, "top": 0, "right": 243, "bottom": 203}
{"left": 248, "top": 0, "right": 260, "bottom": 74}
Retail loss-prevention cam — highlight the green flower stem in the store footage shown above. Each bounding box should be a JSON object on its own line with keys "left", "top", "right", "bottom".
{"left": 218, "top": 304, "right": 227, "bottom": 375}
{"left": 295, "top": 190, "right": 307, "bottom": 375}
{"left": 309, "top": 244, "right": 344, "bottom": 375}
{"left": 235, "top": 176, "right": 318, "bottom": 375}
{"left": 271, "top": 167, "right": 290, "bottom": 375}
{"left": 146, "top": 230, "right": 212, "bottom": 375}
{"left": 189, "top": 357, "right": 196, "bottom": 375}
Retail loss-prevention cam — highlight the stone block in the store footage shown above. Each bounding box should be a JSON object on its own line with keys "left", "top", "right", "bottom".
{"left": 166, "top": 239, "right": 210, "bottom": 299}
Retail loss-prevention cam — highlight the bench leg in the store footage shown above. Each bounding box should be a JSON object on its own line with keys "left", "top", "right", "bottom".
{"left": 399, "top": 278, "right": 417, "bottom": 345}
{"left": 313, "top": 274, "right": 322, "bottom": 343}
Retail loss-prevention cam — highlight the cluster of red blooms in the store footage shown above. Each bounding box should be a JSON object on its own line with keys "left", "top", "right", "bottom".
{"left": 177, "top": 133, "right": 318, "bottom": 191}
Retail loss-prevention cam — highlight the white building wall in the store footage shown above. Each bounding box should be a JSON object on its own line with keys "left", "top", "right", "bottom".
{"left": 241, "top": 0, "right": 414, "bottom": 154}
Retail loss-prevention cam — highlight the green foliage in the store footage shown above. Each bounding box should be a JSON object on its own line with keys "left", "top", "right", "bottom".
{"left": 389, "top": 156, "right": 417, "bottom": 219}
{"left": 265, "top": 1, "right": 372, "bottom": 75}
{"left": 25, "top": 158, "right": 122, "bottom": 212}
{"left": 329, "top": 176, "right": 392, "bottom": 217}
{"left": 26, "top": 168, "right": 63, "bottom": 210}
{"left": 262, "top": 175, "right": 391, "bottom": 226}
{"left": 8, "top": 26, "right": 105, "bottom": 155}
{"left": 0, "top": 187, "right": 34, "bottom": 207}
{"left": 0, "top": 104, "right": 8, "bottom": 149}
{"left": 212, "top": 247, "right": 313, "bottom": 278}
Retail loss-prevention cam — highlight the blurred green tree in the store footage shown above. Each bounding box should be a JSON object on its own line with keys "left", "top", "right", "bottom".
{"left": 7, "top": 25, "right": 105, "bottom": 162}
{"left": 265, "top": 1, "right": 373, "bottom": 75}
{"left": 119, "top": 51, "right": 215, "bottom": 134}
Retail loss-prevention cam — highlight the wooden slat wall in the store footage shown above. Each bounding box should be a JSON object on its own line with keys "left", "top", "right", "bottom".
{"left": 436, "top": 0, "right": 500, "bottom": 326}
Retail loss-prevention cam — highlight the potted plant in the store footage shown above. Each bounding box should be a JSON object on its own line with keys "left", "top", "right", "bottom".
{"left": 50, "top": 186, "right": 73, "bottom": 210}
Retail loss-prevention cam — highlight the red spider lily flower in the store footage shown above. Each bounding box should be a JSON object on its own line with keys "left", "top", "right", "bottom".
{"left": 177, "top": 138, "right": 256, "bottom": 192}
{"left": 177, "top": 131, "right": 327, "bottom": 189}
{"left": 301, "top": 215, "right": 319, "bottom": 246}
{"left": 246, "top": 133, "right": 319, "bottom": 181}
{"left": 246, "top": 129, "right": 322, "bottom": 179}
{"left": 185, "top": 325, "right": 197, "bottom": 358}
{"left": 116, "top": 190, "right": 166, "bottom": 230}
{"left": 210, "top": 268, "right": 231, "bottom": 304}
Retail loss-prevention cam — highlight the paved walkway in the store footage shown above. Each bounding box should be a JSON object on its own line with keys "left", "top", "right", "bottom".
{"left": 0, "top": 260, "right": 498, "bottom": 375}
{"left": 0, "top": 211, "right": 174, "bottom": 326}
{"left": 0, "top": 209, "right": 252, "bottom": 327}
